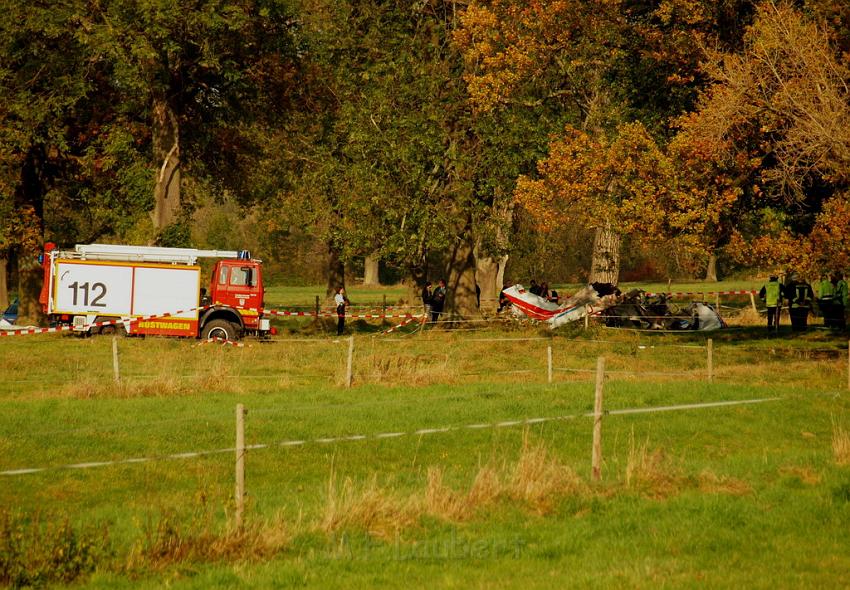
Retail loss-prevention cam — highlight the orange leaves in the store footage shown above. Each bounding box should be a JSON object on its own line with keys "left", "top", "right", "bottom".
{"left": 727, "top": 193, "right": 850, "bottom": 275}
{"left": 516, "top": 121, "right": 703, "bottom": 243}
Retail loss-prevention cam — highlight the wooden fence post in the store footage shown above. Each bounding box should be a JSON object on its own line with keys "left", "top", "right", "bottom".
{"left": 112, "top": 336, "right": 120, "bottom": 384}
{"left": 315, "top": 295, "right": 320, "bottom": 319}
{"left": 346, "top": 335, "right": 355, "bottom": 388}
{"left": 592, "top": 356, "right": 605, "bottom": 481}
{"left": 707, "top": 338, "right": 714, "bottom": 384}
{"left": 547, "top": 345, "right": 553, "bottom": 384}
{"left": 749, "top": 292, "right": 758, "bottom": 314}
{"left": 584, "top": 306, "right": 590, "bottom": 330}
{"left": 382, "top": 294, "right": 387, "bottom": 321}
{"left": 235, "top": 404, "right": 246, "bottom": 530}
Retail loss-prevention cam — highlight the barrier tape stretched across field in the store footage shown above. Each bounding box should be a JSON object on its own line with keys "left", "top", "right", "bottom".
{"left": 0, "top": 397, "right": 782, "bottom": 477}
{"left": 1, "top": 303, "right": 422, "bottom": 339}
{"left": 257, "top": 306, "right": 419, "bottom": 320}
{"left": 644, "top": 290, "right": 757, "bottom": 298}
{"left": 0, "top": 306, "right": 209, "bottom": 338}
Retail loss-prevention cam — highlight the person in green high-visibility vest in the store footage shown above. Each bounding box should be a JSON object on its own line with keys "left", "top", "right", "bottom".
{"left": 817, "top": 273, "right": 836, "bottom": 327}
{"left": 835, "top": 271, "right": 848, "bottom": 330}
{"left": 758, "top": 275, "right": 784, "bottom": 334}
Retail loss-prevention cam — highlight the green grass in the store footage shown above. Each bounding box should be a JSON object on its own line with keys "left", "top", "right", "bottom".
{"left": 2, "top": 307, "right": 850, "bottom": 587}
{"left": 263, "top": 284, "right": 408, "bottom": 308}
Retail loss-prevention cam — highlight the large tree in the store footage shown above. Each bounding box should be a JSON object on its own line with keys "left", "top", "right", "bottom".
{"left": 267, "top": 0, "right": 523, "bottom": 317}
{"left": 81, "top": 0, "right": 302, "bottom": 238}
{"left": 675, "top": 1, "right": 850, "bottom": 275}
{"left": 454, "top": 0, "right": 761, "bottom": 283}
{"left": 0, "top": 0, "right": 302, "bottom": 320}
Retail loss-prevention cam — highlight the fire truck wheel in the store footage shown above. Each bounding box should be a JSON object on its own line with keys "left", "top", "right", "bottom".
{"left": 202, "top": 319, "right": 239, "bottom": 341}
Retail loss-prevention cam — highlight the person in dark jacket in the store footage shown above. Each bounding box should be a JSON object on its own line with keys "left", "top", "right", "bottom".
{"left": 421, "top": 281, "right": 433, "bottom": 317}
{"left": 498, "top": 280, "right": 513, "bottom": 312}
{"left": 430, "top": 279, "right": 447, "bottom": 322}
{"left": 786, "top": 273, "right": 814, "bottom": 332}
{"left": 334, "top": 286, "right": 350, "bottom": 336}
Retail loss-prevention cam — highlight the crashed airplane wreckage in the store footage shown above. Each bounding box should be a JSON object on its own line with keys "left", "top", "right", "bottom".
{"left": 502, "top": 284, "right": 726, "bottom": 331}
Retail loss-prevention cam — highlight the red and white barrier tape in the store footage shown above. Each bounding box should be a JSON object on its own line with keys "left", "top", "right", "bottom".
{"left": 644, "top": 290, "right": 757, "bottom": 298}
{"left": 380, "top": 316, "right": 420, "bottom": 335}
{"left": 256, "top": 307, "right": 418, "bottom": 320}
{"left": 0, "top": 306, "right": 208, "bottom": 338}
{"left": 194, "top": 337, "right": 246, "bottom": 348}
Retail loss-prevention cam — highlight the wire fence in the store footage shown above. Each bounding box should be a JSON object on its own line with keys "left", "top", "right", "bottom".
{"left": 1, "top": 395, "right": 784, "bottom": 477}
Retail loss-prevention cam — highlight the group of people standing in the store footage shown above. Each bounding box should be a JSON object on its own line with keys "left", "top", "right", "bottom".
{"left": 334, "top": 279, "right": 448, "bottom": 336}
{"left": 421, "top": 280, "right": 447, "bottom": 322}
{"left": 759, "top": 272, "right": 848, "bottom": 332}
{"left": 528, "top": 279, "right": 559, "bottom": 304}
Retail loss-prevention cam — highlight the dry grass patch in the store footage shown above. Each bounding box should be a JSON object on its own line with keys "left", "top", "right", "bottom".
{"left": 697, "top": 470, "right": 752, "bottom": 495}
{"left": 625, "top": 434, "right": 687, "bottom": 499}
{"left": 832, "top": 420, "right": 850, "bottom": 466}
{"left": 357, "top": 351, "right": 455, "bottom": 387}
{"left": 423, "top": 467, "right": 476, "bottom": 521}
{"left": 127, "top": 513, "right": 290, "bottom": 572}
{"left": 506, "top": 438, "right": 587, "bottom": 513}
{"left": 320, "top": 473, "right": 418, "bottom": 539}
{"left": 320, "top": 436, "right": 590, "bottom": 538}
{"left": 779, "top": 465, "right": 821, "bottom": 486}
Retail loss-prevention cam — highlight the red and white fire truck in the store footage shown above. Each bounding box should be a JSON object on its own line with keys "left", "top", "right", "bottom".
{"left": 38, "top": 243, "right": 270, "bottom": 340}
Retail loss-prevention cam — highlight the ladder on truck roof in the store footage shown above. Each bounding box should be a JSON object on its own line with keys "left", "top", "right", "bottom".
{"left": 70, "top": 244, "right": 250, "bottom": 265}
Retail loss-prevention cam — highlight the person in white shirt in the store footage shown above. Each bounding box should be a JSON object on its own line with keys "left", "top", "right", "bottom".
{"left": 334, "top": 286, "right": 350, "bottom": 335}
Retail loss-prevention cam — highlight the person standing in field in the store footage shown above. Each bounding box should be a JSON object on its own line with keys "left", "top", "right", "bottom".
{"left": 787, "top": 273, "right": 814, "bottom": 332}
{"left": 334, "top": 286, "right": 350, "bottom": 336}
{"left": 817, "top": 273, "right": 836, "bottom": 327}
{"left": 421, "top": 281, "right": 433, "bottom": 318}
{"left": 430, "top": 279, "right": 447, "bottom": 323}
{"left": 759, "top": 275, "right": 784, "bottom": 334}
{"left": 835, "top": 271, "right": 848, "bottom": 330}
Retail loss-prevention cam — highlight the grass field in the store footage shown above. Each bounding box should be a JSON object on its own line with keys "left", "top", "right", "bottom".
{"left": 2, "top": 283, "right": 850, "bottom": 588}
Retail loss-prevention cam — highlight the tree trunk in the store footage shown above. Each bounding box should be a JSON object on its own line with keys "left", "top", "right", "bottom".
{"left": 403, "top": 261, "right": 428, "bottom": 306}
{"left": 13, "top": 147, "right": 46, "bottom": 325}
{"left": 363, "top": 253, "right": 380, "bottom": 286}
{"left": 326, "top": 242, "right": 345, "bottom": 298}
{"left": 151, "top": 94, "right": 180, "bottom": 232}
{"left": 445, "top": 234, "right": 480, "bottom": 320}
{"left": 0, "top": 256, "right": 8, "bottom": 310}
{"left": 15, "top": 251, "right": 44, "bottom": 325}
{"left": 496, "top": 256, "right": 508, "bottom": 295}
{"left": 705, "top": 253, "right": 718, "bottom": 282}
{"left": 474, "top": 248, "right": 508, "bottom": 314}
{"left": 589, "top": 224, "right": 620, "bottom": 285}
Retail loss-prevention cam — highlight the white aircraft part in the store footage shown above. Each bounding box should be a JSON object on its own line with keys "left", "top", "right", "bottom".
{"left": 693, "top": 303, "right": 723, "bottom": 331}
{"left": 548, "top": 286, "right": 602, "bottom": 329}
{"left": 501, "top": 285, "right": 560, "bottom": 320}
